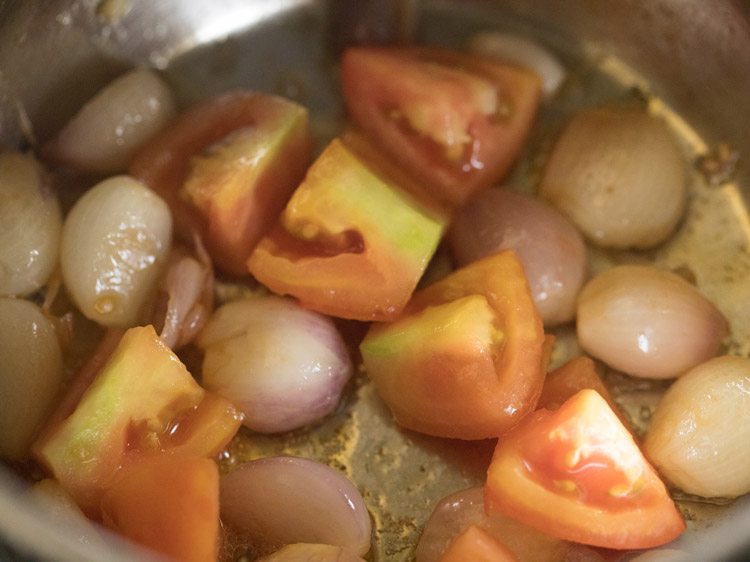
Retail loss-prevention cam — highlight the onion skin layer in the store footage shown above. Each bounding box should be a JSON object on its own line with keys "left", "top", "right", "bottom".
{"left": 576, "top": 265, "right": 727, "bottom": 379}
{"left": 540, "top": 107, "right": 686, "bottom": 249}
{"left": 644, "top": 356, "right": 750, "bottom": 498}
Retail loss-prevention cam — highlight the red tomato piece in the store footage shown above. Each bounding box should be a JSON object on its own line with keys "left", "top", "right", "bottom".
{"left": 248, "top": 138, "right": 448, "bottom": 321}
{"left": 538, "top": 357, "right": 628, "bottom": 428}
{"left": 130, "top": 90, "right": 311, "bottom": 275}
{"left": 341, "top": 46, "right": 541, "bottom": 206}
{"left": 485, "top": 389, "right": 685, "bottom": 549}
{"left": 100, "top": 455, "right": 219, "bottom": 562}
{"left": 439, "top": 525, "right": 519, "bottom": 562}
{"left": 360, "top": 251, "right": 545, "bottom": 439}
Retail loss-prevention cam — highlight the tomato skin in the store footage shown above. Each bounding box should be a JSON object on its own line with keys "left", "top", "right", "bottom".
{"left": 538, "top": 356, "right": 628, "bottom": 427}
{"left": 130, "top": 90, "right": 311, "bottom": 275}
{"left": 361, "top": 251, "right": 545, "bottom": 439}
{"left": 439, "top": 525, "right": 519, "bottom": 562}
{"left": 341, "top": 46, "right": 541, "bottom": 206}
{"left": 485, "top": 389, "right": 685, "bottom": 549}
{"left": 100, "top": 455, "right": 219, "bottom": 562}
{"left": 33, "top": 326, "right": 242, "bottom": 516}
{"left": 248, "top": 138, "right": 447, "bottom": 321}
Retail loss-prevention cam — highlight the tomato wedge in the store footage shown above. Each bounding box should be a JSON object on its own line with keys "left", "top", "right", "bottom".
{"left": 439, "top": 525, "right": 519, "bottom": 562}
{"left": 485, "top": 389, "right": 685, "bottom": 549}
{"left": 248, "top": 138, "right": 447, "bottom": 321}
{"left": 100, "top": 455, "right": 219, "bottom": 562}
{"left": 341, "top": 46, "right": 541, "bottom": 206}
{"left": 360, "top": 251, "right": 545, "bottom": 439}
{"left": 130, "top": 90, "right": 311, "bottom": 275}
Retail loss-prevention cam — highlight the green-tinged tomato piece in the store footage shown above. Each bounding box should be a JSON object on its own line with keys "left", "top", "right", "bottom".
{"left": 361, "top": 251, "right": 545, "bottom": 439}
{"left": 130, "top": 91, "right": 311, "bottom": 275}
{"left": 34, "top": 325, "right": 205, "bottom": 514}
{"left": 248, "top": 138, "right": 448, "bottom": 321}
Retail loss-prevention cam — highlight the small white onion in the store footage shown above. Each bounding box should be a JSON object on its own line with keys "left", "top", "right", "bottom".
{"left": 415, "top": 487, "right": 604, "bottom": 562}
{"left": 28, "top": 479, "right": 103, "bottom": 547}
{"left": 644, "top": 356, "right": 750, "bottom": 498}
{"left": 45, "top": 69, "right": 176, "bottom": 174}
{"left": 220, "top": 456, "right": 371, "bottom": 556}
{"left": 257, "top": 543, "right": 366, "bottom": 562}
{"left": 0, "top": 151, "right": 62, "bottom": 297}
{"left": 0, "top": 298, "right": 63, "bottom": 460}
{"left": 448, "top": 188, "right": 587, "bottom": 326}
{"left": 198, "top": 296, "right": 352, "bottom": 433}
{"left": 540, "top": 108, "right": 686, "bottom": 249}
{"left": 576, "top": 265, "right": 727, "bottom": 379}
{"left": 61, "top": 175, "right": 172, "bottom": 327}
{"left": 468, "top": 31, "right": 566, "bottom": 100}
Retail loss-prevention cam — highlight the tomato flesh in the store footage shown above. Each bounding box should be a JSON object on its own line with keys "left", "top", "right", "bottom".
{"left": 485, "top": 389, "right": 685, "bottom": 549}
{"left": 248, "top": 138, "right": 447, "bottom": 321}
{"left": 341, "top": 46, "right": 541, "bottom": 206}
{"left": 439, "top": 525, "right": 519, "bottom": 562}
{"left": 361, "top": 251, "right": 545, "bottom": 439}
{"left": 130, "top": 90, "right": 311, "bottom": 275}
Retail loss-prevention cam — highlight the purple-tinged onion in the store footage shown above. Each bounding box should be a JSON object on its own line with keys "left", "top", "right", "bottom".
{"left": 220, "top": 456, "right": 371, "bottom": 556}
{"left": 416, "top": 487, "right": 604, "bottom": 562}
{"left": 45, "top": 69, "right": 176, "bottom": 174}
{"left": 448, "top": 188, "right": 587, "bottom": 326}
{"left": 577, "top": 265, "right": 728, "bottom": 379}
{"left": 0, "top": 151, "right": 62, "bottom": 297}
{"left": 644, "top": 356, "right": 750, "bottom": 498}
{"left": 540, "top": 108, "right": 686, "bottom": 249}
{"left": 257, "top": 543, "right": 366, "bottom": 562}
{"left": 197, "top": 296, "right": 352, "bottom": 433}
{"left": 468, "top": 32, "right": 566, "bottom": 100}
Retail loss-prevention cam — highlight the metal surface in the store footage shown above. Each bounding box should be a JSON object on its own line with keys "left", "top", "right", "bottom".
{"left": 0, "top": 1, "right": 749, "bottom": 561}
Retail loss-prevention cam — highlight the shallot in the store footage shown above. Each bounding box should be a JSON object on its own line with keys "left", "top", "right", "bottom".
{"left": 448, "top": 187, "right": 587, "bottom": 326}
{"left": 540, "top": 107, "right": 686, "bottom": 249}
{"left": 0, "top": 298, "right": 63, "bottom": 460}
{"left": 198, "top": 296, "right": 352, "bottom": 433}
{"left": 576, "top": 265, "right": 727, "bottom": 379}
{"left": 220, "top": 456, "right": 371, "bottom": 556}
{"left": 45, "top": 69, "right": 176, "bottom": 174}
{"left": 644, "top": 356, "right": 750, "bottom": 498}
{"left": 60, "top": 176, "right": 172, "bottom": 327}
{"left": 468, "top": 31, "right": 566, "bottom": 100}
{"left": 0, "top": 151, "right": 62, "bottom": 297}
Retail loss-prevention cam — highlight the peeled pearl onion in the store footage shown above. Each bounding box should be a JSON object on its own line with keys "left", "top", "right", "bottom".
{"left": 198, "top": 296, "right": 352, "bottom": 433}
{"left": 448, "top": 188, "right": 587, "bottom": 326}
{"left": 644, "top": 356, "right": 750, "bottom": 498}
{"left": 0, "top": 151, "right": 62, "bottom": 297}
{"left": 220, "top": 456, "right": 371, "bottom": 556}
{"left": 0, "top": 298, "right": 63, "bottom": 460}
{"left": 468, "top": 32, "right": 566, "bottom": 100}
{"left": 46, "top": 69, "right": 176, "bottom": 174}
{"left": 577, "top": 265, "right": 727, "bottom": 379}
{"left": 540, "top": 108, "right": 686, "bottom": 249}
{"left": 61, "top": 176, "right": 172, "bottom": 327}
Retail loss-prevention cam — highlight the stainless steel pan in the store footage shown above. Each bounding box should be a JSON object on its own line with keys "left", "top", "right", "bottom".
{"left": 1, "top": 1, "right": 749, "bottom": 560}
